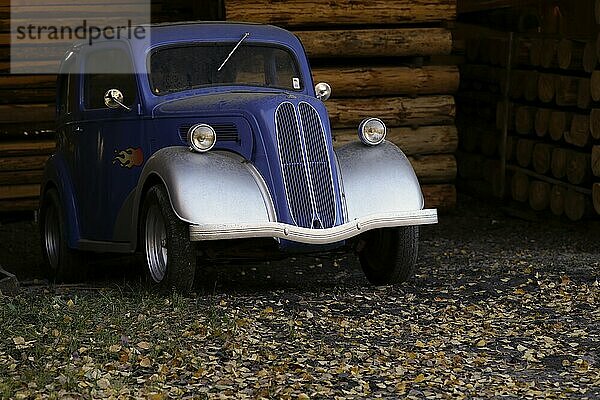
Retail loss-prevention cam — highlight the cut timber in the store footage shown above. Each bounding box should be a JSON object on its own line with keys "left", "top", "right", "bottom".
{"left": 591, "top": 109, "right": 600, "bottom": 140}
{"left": 534, "top": 108, "right": 551, "bottom": 137}
{"left": 0, "top": 104, "right": 54, "bottom": 124}
{"left": 549, "top": 111, "right": 572, "bottom": 141}
{"left": 0, "top": 170, "right": 44, "bottom": 185}
{"left": 529, "top": 38, "right": 543, "bottom": 66}
{"left": 591, "top": 70, "right": 600, "bottom": 102}
{"left": 557, "top": 39, "right": 584, "bottom": 70}
{"left": 532, "top": 143, "right": 554, "bottom": 175}
{"left": 554, "top": 76, "right": 578, "bottom": 107}
{"left": 516, "top": 138, "right": 535, "bottom": 168}
{"left": 0, "top": 75, "right": 55, "bottom": 89}
{"left": 594, "top": 183, "right": 600, "bottom": 215}
{"left": 422, "top": 184, "right": 456, "bottom": 212}
{"left": 592, "top": 146, "right": 600, "bottom": 177}
{"left": 326, "top": 96, "right": 455, "bottom": 129}
{"left": 540, "top": 39, "right": 558, "bottom": 69}
{"left": 0, "top": 155, "right": 49, "bottom": 171}
{"left": 515, "top": 106, "right": 535, "bottom": 135}
{"left": 511, "top": 171, "right": 530, "bottom": 202}
{"left": 566, "top": 151, "right": 590, "bottom": 185}
{"left": 0, "top": 184, "right": 40, "bottom": 200}
{"left": 583, "top": 40, "right": 597, "bottom": 73}
{"left": 312, "top": 66, "right": 459, "bottom": 97}
{"left": 551, "top": 147, "right": 568, "bottom": 179}
{"left": 550, "top": 184, "right": 565, "bottom": 216}
{"left": 528, "top": 180, "right": 551, "bottom": 211}
{"left": 332, "top": 125, "right": 458, "bottom": 155}
{"left": 296, "top": 28, "right": 452, "bottom": 59}
{"left": 565, "top": 114, "right": 590, "bottom": 148}
{"left": 0, "top": 198, "right": 39, "bottom": 212}
{"left": 538, "top": 74, "right": 555, "bottom": 103}
{"left": 523, "top": 71, "right": 539, "bottom": 102}
{"left": 408, "top": 154, "right": 456, "bottom": 184}
{"left": 0, "top": 140, "right": 55, "bottom": 157}
{"left": 578, "top": 78, "right": 591, "bottom": 110}
{"left": 225, "top": 0, "right": 457, "bottom": 26}
{"left": 564, "top": 189, "right": 587, "bottom": 221}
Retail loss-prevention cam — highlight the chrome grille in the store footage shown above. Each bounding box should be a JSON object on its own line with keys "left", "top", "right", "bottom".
{"left": 179, "top": 124, "right": 239, "bottom": 143}
{"left": 275, "top": 102, "right": 313, "bottom": 228}
{"left": 299, "top": 102, "right": 336, "bottom": 229}
{"left": 275, "top": 101, "right": 336, "bottom": 229}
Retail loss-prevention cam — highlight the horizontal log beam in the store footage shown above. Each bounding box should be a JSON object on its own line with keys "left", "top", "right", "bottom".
{"left": 408, "top": 154, "right": 456, "bottom": 184}
{"left": 333, "top": 125, "right": 458, "bottom": 155}
{"left": 0, "top": 104, "right": 55, "bottom": 124}
{"left": 296, "top": 28, "right": 453, "bottom": 58}
{"left": 312, "top": 66, "right": 459, "bottom": 97}
{"left": 0, "top": 140, "right": 55, "bottom": 157}
{"left": 226, "top": 0, "right": 456, "bottom": 26}
{"left": 326, "top": 96, "right": 455, "bottom": 129}
{"left": 422, "top": 184, "right": 456, "bottom": 212}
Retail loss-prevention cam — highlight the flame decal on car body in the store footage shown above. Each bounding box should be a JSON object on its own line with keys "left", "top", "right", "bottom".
{"left": 113, "top": 147, "right": 144, "bottom": 168}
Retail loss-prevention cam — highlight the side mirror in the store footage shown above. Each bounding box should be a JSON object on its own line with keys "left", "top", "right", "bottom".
{"left": 104, "top": 89, "right": 131, "bottom": 111}
{"left": 315, "top": 82, "right": 332, "bottom": 102}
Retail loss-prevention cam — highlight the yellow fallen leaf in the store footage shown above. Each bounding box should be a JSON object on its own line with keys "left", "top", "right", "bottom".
{"left": 476, "top": 339, "right": 487, "bottom": 347}
{"left": 298, "top": 394, "right": 310, "bottom": 400}
{"left": 139, "top": 357, "right": 151, "bottom": 368}
{"left": 514, "top": 289, "right": 525, "bottom": 295}
{"left": 414, "top": 374, "right": 425, "bottom": 383}
{"left": 97, "top": 378, "right": 110, "bottom": 389}
{"left": 137, "top": 341, "right": 151, "bottom": 350}
{"left": 13, "top": 337, "right": 25, "bottom": 345}
{"left": 415, "top": 340, "right": 426, "bottom": 348}
{"left": 264, "top": 306, "right": 274, "bottom": 313}
{"left": 66, "top": 299, "right": 75, "bottom": 308}
{"left": 109, "top": 344, "right": 121, "bottom": 353}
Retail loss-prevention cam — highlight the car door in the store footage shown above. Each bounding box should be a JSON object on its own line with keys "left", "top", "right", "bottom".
{"left": 75, "top": 43, "right": 144, "bottom": 242}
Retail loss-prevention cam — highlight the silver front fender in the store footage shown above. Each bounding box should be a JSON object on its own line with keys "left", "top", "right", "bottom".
{"left": 134, "top": 147, "right": 276, "bottom": 229}
{"left": 335, "top": 141, "right": 425, "bottom": 220}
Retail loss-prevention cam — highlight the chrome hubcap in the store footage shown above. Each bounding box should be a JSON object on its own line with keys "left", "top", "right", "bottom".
{"left": 44, "top": 205, "right": 60, "bottom": 268}
{"left": 145, "top": 205, "right": 168, "bottom": 282}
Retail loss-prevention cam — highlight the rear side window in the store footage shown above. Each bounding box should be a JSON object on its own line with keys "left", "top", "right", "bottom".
{"left": 83, "top": 48, "right": 137, "bottom": 109}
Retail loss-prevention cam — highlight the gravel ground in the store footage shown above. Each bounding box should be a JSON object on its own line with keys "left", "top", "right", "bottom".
{"left": 0, "top": 196, "right": 599, "bottom": 398}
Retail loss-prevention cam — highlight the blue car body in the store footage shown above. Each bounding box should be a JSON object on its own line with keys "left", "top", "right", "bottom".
{"left": 41, "top": 22, "right": 436, "bottom": 259}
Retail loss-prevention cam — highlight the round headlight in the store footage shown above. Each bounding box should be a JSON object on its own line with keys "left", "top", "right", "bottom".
{"left": 188, "top": 124, "right": 216, "bottom": 153}
{"left": 358, "top": 118, "right": 386, "bottom": 146}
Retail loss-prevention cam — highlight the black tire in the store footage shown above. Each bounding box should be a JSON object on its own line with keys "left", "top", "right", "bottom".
{"left": 358, "top": 226, "right": 419, "bottom": 285}
{"left": 141, "top": 184, "right": 196, "bottom": 293}
{"left": 39, "top": 188, "right": 85, "bottom": 282}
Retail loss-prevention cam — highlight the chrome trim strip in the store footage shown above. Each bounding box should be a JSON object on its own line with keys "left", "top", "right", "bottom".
{"left": 189, "top": 209, "right": 438, "bottom": 244}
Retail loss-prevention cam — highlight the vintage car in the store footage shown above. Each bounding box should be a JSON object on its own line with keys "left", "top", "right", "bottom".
{"left": 39, "top": 22, "right": 438, "bottom": 291}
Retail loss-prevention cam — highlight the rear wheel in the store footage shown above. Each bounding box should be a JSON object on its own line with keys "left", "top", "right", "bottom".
{"left": 39, "top": 188, "right": 84, "bottom": 282}
{"left": 358, "top": 226, "right": 419, "bottom": 285}
{"left": 141, "top": 184, "right": 195, "bottom": 293}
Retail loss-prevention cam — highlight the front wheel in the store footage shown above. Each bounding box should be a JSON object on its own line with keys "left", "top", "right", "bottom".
{"left": 141, "top": 184, "right": 196, "bottom": 293}
{"left": 358, "top": 226, "right": 419, "bottom": 285}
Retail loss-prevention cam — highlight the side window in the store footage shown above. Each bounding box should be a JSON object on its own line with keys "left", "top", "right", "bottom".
{"left": 83, "top": 48, "right": 137, "bottom": 110}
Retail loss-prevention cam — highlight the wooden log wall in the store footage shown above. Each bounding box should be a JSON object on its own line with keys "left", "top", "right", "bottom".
{"left": 0, "top": 0, "right": 220, "bottom": 213}
{"left": 226, "top": 0, "right": 459, "bottom": 211}
{"left": 457, "top": 22, "right": 599, "bottom": 221}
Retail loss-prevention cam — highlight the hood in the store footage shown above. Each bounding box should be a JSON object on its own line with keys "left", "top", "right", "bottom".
{"left": 154, "top": 90, "right": 345, "bottom": 234}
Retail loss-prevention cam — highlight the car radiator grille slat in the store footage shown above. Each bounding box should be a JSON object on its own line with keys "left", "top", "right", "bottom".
{"left": 275, "top": 101, "right": 336, "bottom": 229}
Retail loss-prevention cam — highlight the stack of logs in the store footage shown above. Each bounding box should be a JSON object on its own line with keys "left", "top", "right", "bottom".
{"left": 459, "top": 29, "right": 600, "bottom": 220}
{"left": 226, "top": 0, "right": 459, "bottom": 211}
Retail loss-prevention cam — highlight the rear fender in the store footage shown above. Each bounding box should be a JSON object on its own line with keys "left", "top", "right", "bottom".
{"left": 40, "top": 154, "right": 81, "bottom": 249}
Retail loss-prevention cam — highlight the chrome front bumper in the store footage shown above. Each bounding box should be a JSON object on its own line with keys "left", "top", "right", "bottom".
{"left": 189, "top": 209, "right": 437, "bottom": 245}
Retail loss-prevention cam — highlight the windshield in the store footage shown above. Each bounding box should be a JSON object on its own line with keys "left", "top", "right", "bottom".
{"left": 149, "top": 44, "right": 303, "bottom": 95}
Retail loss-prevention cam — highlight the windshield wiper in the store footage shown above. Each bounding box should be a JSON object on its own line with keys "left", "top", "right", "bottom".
{"left": 217, "top": 32, "right": 250, "bottom": 72}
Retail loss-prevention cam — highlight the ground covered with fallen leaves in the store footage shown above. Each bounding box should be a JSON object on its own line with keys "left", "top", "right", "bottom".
{"left": 1, "top": 198, "right": 599, "bottom": 399}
